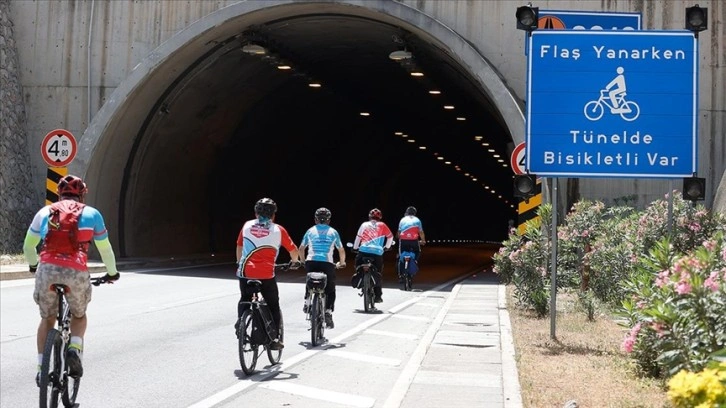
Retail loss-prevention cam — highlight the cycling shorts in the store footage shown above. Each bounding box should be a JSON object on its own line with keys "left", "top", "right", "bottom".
{"left": 34, "top": 263, "right": 92, "bottom": 319}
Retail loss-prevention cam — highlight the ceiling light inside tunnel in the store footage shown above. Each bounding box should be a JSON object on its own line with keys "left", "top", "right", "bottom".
{"left": 389, "top": 50, "right": 413, "bottom": 61}
{"left": 437, "top": 157, "right": 444, "bottom": 160}
{"left": 242, "top": 44, "right": 267, "bottom": 55}
{"left": 394, "top": 132, "right": 403, "bottom": 135}
{"left": 277, "top": 65, "right": 292, "bottom": 70}
{"left": 407, "top": 139, "right": 415, "bottom": 143}
{"left": 493, "top": 154, "right": 501, "bottom": 158}
{"left": 444, "top": 105, "right": 455, "bottom": 110}
{"left": 360, "top": 112, "right": 370, "bottom": 116}
{"left": 419, "top": 146, "right": 426, "bottom": 150}
{"left": 429, "top": 90, "right": 441, "bottom": 95}
{"left": 474, "top": 136, "right": 483, "bottom": 141}
{"left": 410, "top": 72, "right": 424, "bottom": 77}
{"left": 481, "top": 142, "right": 490, "bottom": 146}
{"left": 308, "top": 83, "right": 322, "bottom": 88}
{"left": 456, "top": 117, "right": 466, "bottom": 121}
{"left": 488, "top": 149, "right": 495, "bottom": 153}
{"left": 445, "top": 161, "right": 451, "bottom": 165}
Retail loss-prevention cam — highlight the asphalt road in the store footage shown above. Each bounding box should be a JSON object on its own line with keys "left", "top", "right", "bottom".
{"left": 0, "top": 245, "right": 497, "bottom": 408}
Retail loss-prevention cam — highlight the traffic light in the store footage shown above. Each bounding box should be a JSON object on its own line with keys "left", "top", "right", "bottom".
{"left": 514, "top": 174, "right": 538, "bottom": 199}
{"left": 685, "top": 4, "right": 708, "bottom": 33}
{"left": 682, "top": 177, "right": 705, "bottom": 201}
{"left": 516, "top": 5, "right": 539, "bottom": 32}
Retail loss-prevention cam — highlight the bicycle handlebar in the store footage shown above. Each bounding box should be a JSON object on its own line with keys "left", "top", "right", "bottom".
{"left": 91, "top": 274, "right": 118, "bottom": 286}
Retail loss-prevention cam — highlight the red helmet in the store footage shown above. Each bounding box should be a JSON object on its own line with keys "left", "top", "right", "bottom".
{"left": 57, "top": 175, "right": 87, "bottom": 197}
{"left": 368, "top": 208, "right": 382, "bottom": 221}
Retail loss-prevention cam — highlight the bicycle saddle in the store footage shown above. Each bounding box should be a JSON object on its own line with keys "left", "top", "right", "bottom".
{"left": 246, "top": 279, "right": 262, "bottom": 287}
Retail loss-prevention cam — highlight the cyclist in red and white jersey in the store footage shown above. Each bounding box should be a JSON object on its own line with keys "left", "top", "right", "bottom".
{"left": 352, "top": 208, "right": 394, "bottom": 303}
{"left": 235, "top": 198, "right": 301, "bottom": 350}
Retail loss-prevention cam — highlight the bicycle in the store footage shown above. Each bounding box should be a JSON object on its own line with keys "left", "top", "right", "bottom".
{"left": 357, "top": 257, "right": 378, "bottom": 313}
{"left": 305, "top": 262, "right": 344, "bottom": 347}
{"left": 39, "top": 275, "right": 113, "bottom": 408}
{"left": 236, "top": 263, "right": 293, "bottom": 375}
{"left": 398, "top": 253, "right": 414, "bottom": 292}
{"left": 583, "top": 89, "right": 640, "bottom": 122}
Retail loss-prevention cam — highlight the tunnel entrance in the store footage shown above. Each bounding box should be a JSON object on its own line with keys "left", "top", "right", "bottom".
{"left": 75, "top": 2, "right": 524, "bottom": 257}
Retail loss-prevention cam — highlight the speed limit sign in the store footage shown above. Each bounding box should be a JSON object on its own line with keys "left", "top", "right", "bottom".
{"left": 511, "top": 142, "right": 526, "bottom": 175}
{"left": 41, "top": 129, "right": 77, "bottom": 167}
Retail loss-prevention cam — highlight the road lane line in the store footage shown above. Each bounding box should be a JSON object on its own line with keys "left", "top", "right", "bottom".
{"left": 382, "top": 283, "right": 462, "bottom": 408}
{"left": 364, "top": 329, "right": 418, "bottom": 340}
{"left": 259, "top": 382, "right": 375, "bottom": 408}
{"left": 325, "top": 349, "right": 401, "bottom": 366}
{"left": 187, "top": 273, "right": 469, "bottom": 408}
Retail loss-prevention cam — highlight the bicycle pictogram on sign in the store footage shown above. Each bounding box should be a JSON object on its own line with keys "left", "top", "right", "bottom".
{"left": 583, "top": 67, "right": 640, "bottom": 122}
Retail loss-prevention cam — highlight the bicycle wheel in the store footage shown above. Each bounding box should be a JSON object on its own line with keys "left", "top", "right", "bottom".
{"left": 583, "top": 101, "right": 604, "bottom": 121}
{"left": 61, "top": 353, "right": 80, "bottom": 408}
{"left": 363, "top": 273, "right": 372, "bottom": 313}
{"left": 39, "top": 329, "right": 62, "bottom": 408}
{"left": 310, "top": 293, "right": 325, "bottom": 347}
{"left": 404, "top": 272, "right": 412, "bottom": 291}
{"left": 266, "top": 314, "right": 283, "bottom": 365}
{"left": 620, "top": 101, "right": 640, "bottom": 121}
{"left": 238, "top": 310, "right": 259, "bottom": 375}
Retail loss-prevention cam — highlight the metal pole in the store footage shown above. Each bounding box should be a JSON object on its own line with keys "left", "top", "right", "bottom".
{"left": 667, "top": 179, "right": 674, "bottom": 237}
{"left": 550, "top": 178, "right": 558, "bottom": 339}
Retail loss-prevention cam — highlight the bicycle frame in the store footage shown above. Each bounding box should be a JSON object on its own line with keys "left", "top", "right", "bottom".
{"left": 39, "top": 285, "right": 77, "bottom": 408}
{"left": 597, "top": 89, "right": 627, "bottom": 109}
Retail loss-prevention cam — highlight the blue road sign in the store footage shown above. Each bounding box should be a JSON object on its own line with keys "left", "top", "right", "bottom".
{"left": 538, "top": 10, "right": 641, "bottom": 30}
{"left": 525, "top": 31, "right": 698, "bottom": 178}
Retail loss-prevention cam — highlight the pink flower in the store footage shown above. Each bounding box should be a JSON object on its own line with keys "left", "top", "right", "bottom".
{"left": 675, "top": 281, "right": 692, "bottom": 295}
{"left": 621, "top": 323, "right": 642, "bottom": 353}
{"left": 655, "top": 270, "right": 670, "bottom": 288}
{"left": 636, "top": 300, "right": 646, "bottom": 309}
{"left": 688, "top": 222, "right": 702, "bottom": 232}
{"left": 704, "top": 271, "right": 720, "bottom": 292}
{"left": 703, "top": 239, "right": 716, "bottom": 251}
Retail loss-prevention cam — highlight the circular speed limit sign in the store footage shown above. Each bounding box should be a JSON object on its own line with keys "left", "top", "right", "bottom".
{"left": 41, "top": 129, "right": 77, "bottom": 167}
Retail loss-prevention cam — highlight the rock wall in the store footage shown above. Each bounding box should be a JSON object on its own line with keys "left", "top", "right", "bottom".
{"left": 0, "top": 0, "right": 39, "bottom": 254}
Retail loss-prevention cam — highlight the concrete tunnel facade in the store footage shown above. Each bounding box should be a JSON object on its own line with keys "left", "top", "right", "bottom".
{"left": 70, "top": 1, "right": 524, "bottom": 257}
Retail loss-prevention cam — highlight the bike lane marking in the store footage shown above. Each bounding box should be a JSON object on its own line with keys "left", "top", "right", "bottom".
{"left": 187, "top": 276, "right": 465, "bottom": 408}
{"left": 259, "top": 382, "right": 376, "bottom": 408}
{"left": 382, "top": 282, "right": 461, "bottom": 408}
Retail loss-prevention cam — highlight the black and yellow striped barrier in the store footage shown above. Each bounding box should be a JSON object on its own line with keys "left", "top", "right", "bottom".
{"left": 517, "top": 178, "right": 542, "bottom": 234}
{"left": 45, "top": 167, "right": 68, "bottom": 205}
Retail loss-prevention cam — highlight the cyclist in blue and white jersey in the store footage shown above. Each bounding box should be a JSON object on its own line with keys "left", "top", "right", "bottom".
{"left": 298, "top": 208, "right": 346, "bottom": 329}
{"left": 397, "top": 206, "right": 426, "bottom": 260}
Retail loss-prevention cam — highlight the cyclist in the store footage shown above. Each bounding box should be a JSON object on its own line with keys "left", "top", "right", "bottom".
{"left": 23, "top": 175, "right": 120, "bottom": 385}
{"left": 298, "top": 207, "right": 346, "bottom": 329}
{"left": 397, "top": 206, "right": 426, "bottom": 282}
{"left": 352, "top": 208, "right": 394, "bottom": 303}
{"left": 236, "top": 197, "right": 301, "bottom": 350}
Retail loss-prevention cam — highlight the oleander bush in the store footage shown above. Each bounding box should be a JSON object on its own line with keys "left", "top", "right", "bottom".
{"left": 494, "top": 191, "right": 726, "bottom": 383}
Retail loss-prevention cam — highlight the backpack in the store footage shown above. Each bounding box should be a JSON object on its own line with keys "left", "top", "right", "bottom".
{"left": 399, "top": 251, "right": 419, "bottom": 276}
{"left": 41, "top": 200, "right": 87, "bottom": 255}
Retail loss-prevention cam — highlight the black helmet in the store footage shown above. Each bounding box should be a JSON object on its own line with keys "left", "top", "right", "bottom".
{"left": 405, "top": 206, "right": 417, "bottom": 216}
{"left": 314, "top": 207, "right": 331, "bottom": 224}
{"left": 254, "top": 198, "right": 277, "bottom": 218}
{"left": 369, "top": 208, "right": 382, "bottom": 221}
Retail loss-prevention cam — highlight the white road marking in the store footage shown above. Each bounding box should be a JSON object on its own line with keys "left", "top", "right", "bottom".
{"left": 259, "top": 382, "right": 375, "bottom": 408}
{"left": 187, "top": 275, "right": 463, "bottom": 408}
{"left": 382, "top": 283, "right": 461, "bottom": 408}
{"left": 364, "top": 329, "right": 418, "bottom": 340}
{"left": 325, "top": 349, "right": 401, "bottom": 366}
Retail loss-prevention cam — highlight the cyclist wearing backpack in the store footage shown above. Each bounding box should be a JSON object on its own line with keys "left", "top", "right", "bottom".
{"left": 236, "top": 198, "right": 302, "bottom": 350}
{"left": 298, "top": 207, "right": 346, "bottom": 329}
{"left": 352, "top": 208, "right": 394, "bottom": 303}
{"left": 23, "top": 175, "right": 119, "bottom": 384}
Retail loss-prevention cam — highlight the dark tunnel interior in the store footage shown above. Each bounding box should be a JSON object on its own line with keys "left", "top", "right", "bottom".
{"left": 120, "top": 13, "right": 519, "bottom": 257}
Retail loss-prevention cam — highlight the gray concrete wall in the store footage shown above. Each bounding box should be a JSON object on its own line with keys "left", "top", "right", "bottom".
{"left": 6, "top": 0, "right": 726, "bottom": 216}
{"left": 1, "top": 0, "right": 38, "bottom": 253}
